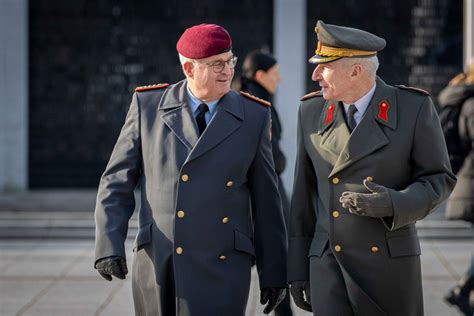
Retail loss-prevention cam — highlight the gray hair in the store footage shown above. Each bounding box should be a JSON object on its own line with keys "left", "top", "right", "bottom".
{"left": 343, "top": 55, "right": 379, "bottom": 79}
{"left": 179, "top": 53, "right": 194, "bottom": 65}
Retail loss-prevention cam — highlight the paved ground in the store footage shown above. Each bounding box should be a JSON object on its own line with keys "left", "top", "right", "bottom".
{"left": 0, "top": 190, "right": 472, "bottom": 315}
{"left": 0, "top": 238, "right": 471, "bottom": 316}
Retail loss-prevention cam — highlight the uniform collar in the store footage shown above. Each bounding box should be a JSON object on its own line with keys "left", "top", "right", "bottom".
{"left": 186, "top": 85, "right": 219, "bottom": 117}
{"left": 342, "top": 83, "right": 376, "bottom": 116}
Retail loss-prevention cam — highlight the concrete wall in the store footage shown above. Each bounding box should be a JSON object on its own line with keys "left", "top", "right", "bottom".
{"left": 0, "top": 0, "right": 28, "bottom": 191}
{"left": 465, "top": 0, "right": 474, "bottom": 68}
{"left": 274, "top": 0, "right": 306, "bottom": 195}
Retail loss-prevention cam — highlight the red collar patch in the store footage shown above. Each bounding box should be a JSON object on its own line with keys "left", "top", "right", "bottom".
{"left": 378, "top": 100, "right": 389, "bottom": 122}
{"left": 325, "top": 103, "right": 335, "bottom": 125}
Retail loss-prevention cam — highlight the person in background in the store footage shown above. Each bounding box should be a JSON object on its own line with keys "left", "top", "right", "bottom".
{"left": 240, "top": 50, "right": 293, "bottom": 316}
{"left": 438, "top": 60, "right": 474, "bottom": 316}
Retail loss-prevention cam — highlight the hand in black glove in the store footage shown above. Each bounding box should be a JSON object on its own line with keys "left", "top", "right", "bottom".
{"left": 95, "top": 256, "right": 128, "bottom": 281}
{"left": 339, "top": 179, "right": 394, "bottom": 218}
{"left": 260, "top": 287, "right": 286, "bottom": 314}
{"left": 289, "top": 281, "right": 312, "bottom": 312}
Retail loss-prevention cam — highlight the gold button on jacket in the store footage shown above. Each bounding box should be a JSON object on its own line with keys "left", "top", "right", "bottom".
{"left": 176, "top": 247, "right": 183, "bottom": 255}
{"left": 226, "top": 181, "right": 234, "bottom": 187}
{"left": 334, "top": 245, "right": 342, "bottom": 252}
{"left": 332, "top": 211, "right": 340, "bottom": 218}
{"left": 181, "top": 174, "right": 189, "bottom": 182}
{"left": 177, "top": 210, "right": 185, "bottom": 218}
{"left": 332, "top": 177, "right": 340, "bottom": 184}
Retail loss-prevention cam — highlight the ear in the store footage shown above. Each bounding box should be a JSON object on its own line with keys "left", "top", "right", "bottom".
{"left": 255, "top": 69, "right": 266, "bottom": 82}
{"left": 183, "top": 62, "right": 194, "bottom": 78}
{"left": 350, "top": 64, "right": 362, "bottom": 79}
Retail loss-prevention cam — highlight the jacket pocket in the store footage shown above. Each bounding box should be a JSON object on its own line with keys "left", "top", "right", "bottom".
{"left": 133, "top": 222, "right": 152, "bottom": 252}
{"left": 308, "top": 231, "right": 329, "bottom": 258}
{"left": 234, "top": 229, "right": 255, "bottom": 256}
{"left": 386, "top": 225, "right": 420, "bottom": 257}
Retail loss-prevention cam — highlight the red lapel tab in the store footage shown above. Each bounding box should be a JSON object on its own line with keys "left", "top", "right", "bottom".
{"left": 378, "top": 100, "right": 389, "bottom": 122}
{"left": 325, "top": 103, "right": 335, "bottom": 125}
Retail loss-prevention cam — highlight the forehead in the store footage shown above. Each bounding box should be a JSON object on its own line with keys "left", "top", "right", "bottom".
{"left": 318, "top": 58, "right": 347, "bottom": 71}
{"left": 198, "top": 51, "right": 233, "bottom": 63}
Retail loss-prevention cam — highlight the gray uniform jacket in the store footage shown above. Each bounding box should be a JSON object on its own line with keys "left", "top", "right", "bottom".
{"left": 288, "top": 77, "right": 456, "bottom": 316}
{"left": 95, "top": 80, "right": 287, "bottom": 316}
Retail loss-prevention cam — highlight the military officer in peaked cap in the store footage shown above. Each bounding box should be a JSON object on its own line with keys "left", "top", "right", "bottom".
{"left": 94, "top": 23, "right": 287, "bottom": 315}
{"left": 288, "top": 20, "right": 456, "bottom": 315}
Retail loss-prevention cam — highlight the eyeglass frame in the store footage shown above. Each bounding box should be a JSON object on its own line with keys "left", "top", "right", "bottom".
{"left": 191, "top": 56, "right": 238, "bottom": 73}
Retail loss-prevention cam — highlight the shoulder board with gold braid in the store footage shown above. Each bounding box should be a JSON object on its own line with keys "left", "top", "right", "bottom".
{"left": 300, "top": 90, "right": 323, "bottom": 101}
{"left": 239, "top": 91, "right": 271, "bottom": 107}
{"left": 135, "top": 83, "right": 170, "bottom": 92}
{"left": 396, "top": 85, "right": 430, "bottom": 96}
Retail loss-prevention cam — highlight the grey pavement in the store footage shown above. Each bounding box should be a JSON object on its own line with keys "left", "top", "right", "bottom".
{"left": 0, "top": 190, "right": 472, "bottom": 315}
{"left": 0, "top": 238, "right": 472, "bottom": 316}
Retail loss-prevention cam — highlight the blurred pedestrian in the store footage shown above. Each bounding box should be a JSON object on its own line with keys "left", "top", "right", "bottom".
{"left": 240, "top": 50, "right": 293, "bottom": 316}
{"left": 94, "top": 23, "right": 287, "bottom": 316}
{"left": 438, "top": 60, "right": 474, "bottom": 316}
{"left": 288, "top": 20, "right": 456, "bottom": 315}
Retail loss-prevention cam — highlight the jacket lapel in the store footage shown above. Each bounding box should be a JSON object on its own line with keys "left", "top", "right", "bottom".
{"left": 319, "top": 100, "right": 351, "bottom": 157}
{"left": 160, "top": 81, "right": 199, "bottom": 150}
{"left": 328, "top": 78, "right": 397, "bottom": 178}
{"left": 186, "top": 91, "right": 244, "bottom": 163}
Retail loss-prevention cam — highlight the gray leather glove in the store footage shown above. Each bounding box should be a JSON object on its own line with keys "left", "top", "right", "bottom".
{"left": 260, "top": 287, "right": 286, "bottom": 314}
{"left": 289, "top": 281, "right": 312, "bottom": 312}
{"left": 339, "top": 179, "right": 394, "bottom": 218}
{"left": 95, "top": 256, "right": 128, "bottom": 281}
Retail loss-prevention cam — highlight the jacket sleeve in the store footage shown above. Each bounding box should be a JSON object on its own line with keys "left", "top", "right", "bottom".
{"left": 94, "top": 92, "right": 142, "bottom": 265}
{"left": 248, "top": 108, "right": 288, "bottom": 289}
{"left": 287, "top": 104, "right": 317, "bottom": 282}
{"left": 384, "top": 96, "right": 457, "bottom": 230}
{"left": 270, "top": 107, "right": 287, "bottom": 174}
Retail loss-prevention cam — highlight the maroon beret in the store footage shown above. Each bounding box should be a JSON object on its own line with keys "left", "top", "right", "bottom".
{"left": 176, "top": 23, "right": 232, "bottom": 59}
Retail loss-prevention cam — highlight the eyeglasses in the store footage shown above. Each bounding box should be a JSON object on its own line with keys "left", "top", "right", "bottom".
{"left": 193, "top": 56, "right": 238, "bottom": 73}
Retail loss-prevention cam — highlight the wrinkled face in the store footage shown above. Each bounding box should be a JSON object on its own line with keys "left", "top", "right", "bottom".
{"left": 311, "top": 59, "right": 352, "bottom": 101}
{"left": 186, "top": 51, "right": 235, "bottom": 101}
{"left": 257, "top": 64, "right": 281, "bottom": 94}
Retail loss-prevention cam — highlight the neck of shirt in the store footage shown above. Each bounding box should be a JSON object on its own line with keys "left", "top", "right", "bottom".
{"left": 342, "top": 83, "right": 377, "bottom": 124}
{"left": 186, "top": 85, "right": 220, "bottom": 124}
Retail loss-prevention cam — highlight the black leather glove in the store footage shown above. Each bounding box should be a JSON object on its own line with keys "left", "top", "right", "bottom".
{"left": 260, "top": 287, "right": 286, "bottom": 314}
{"left": 95, "top": 256, "right": 128, "bottom": 281}
{"left": 339, "top": 179, "right": 394, "bottom": 218}
{"left": 289, "top": 281, "right": 312, "bottom": 312}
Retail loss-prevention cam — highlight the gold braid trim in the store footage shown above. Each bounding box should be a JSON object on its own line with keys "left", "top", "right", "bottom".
{"left": 316, "top": 41, "right": 376, "bottom": 57}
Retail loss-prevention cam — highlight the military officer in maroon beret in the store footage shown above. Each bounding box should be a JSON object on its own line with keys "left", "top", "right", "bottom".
{"left": 94, "top": 23, "right": 287, "bottom": 315}
{"left": 288, "top": 21, "right": 456, "bottom": 315}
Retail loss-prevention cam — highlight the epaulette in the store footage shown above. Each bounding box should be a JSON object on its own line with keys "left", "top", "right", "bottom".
{"left": 396, "top": 85, "right": 430, "bottom": 96}
{"left": 135, "top": 83, "right": 170, "bottom": 92}
{"left": 239, "top": 91, "right": 271, "bottom": 107}
{"left": 300, "top": 90, "right": 323, "bottom": 101}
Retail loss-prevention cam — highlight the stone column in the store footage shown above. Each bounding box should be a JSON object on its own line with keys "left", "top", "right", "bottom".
{"left": 465, "top": 0, "right": 474, "bottom": 68}
{"left": 0, "top": 0, "right": 28, "bottom": 191}
{"left": 274, "top": 0, "right": 306, "bottom": 194}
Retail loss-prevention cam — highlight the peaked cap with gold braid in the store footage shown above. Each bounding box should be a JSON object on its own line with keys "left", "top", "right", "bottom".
{"left": 309, "top": 20, "right": 386, "bottom": 64}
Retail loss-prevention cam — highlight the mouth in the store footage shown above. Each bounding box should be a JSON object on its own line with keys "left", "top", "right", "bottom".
{"left": 319, "top": 82, "right": 328, "bottom": 89}
{"left": 216, "top": 79, "right": 230, "bottom": 84}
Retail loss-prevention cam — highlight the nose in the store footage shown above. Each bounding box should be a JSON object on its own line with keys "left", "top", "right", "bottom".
{"left": 312, "top": 65, "right": 322, "bottom": 81}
